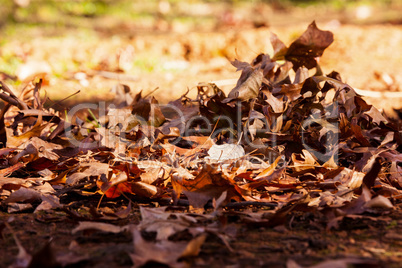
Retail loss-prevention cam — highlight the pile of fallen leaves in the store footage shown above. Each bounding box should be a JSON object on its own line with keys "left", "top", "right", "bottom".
{"left": 0, "top": 22, "right": 401, "bottom": 267}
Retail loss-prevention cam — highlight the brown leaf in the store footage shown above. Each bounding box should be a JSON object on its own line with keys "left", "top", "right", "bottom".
{"left": 226, "top": 68, "right": 263, "bottom": 101}
{"left": 67, "top": 162, "right": 110, "bottom": 186}
{"left": 364, "top": 106, "right": 388, "bottom": 125}
{"left": 172, "top": 165, "right": 240, "bottom": 209}
{"left": 350, "top": 118, "right": 371, "bottom": 147}
{"left": 285, "top": 21, "right": 334, "bottom": 70}
{"left": 287, "top": 257, "right": 379, "bottom": 268}
{"left": 365, "top": 195, "right": 393, "bottom": 209}
{"left": 130, "top": 226, "right": 205, "bottom": 268}
{"left": 362, "top": 157, "right": 382, "bottom": 189}
{"left": 5, "top": 187, "right": 41, "bottom": 204}
{"left": 274, "top": 83, "right": 303, "bottom": 101}
{"left": 255, "top": 156, "right": 282, "bottom": 179}
{"left": 294, "top": 66, "right": 309, "bottom": 84}
{"left": 7, "top": 112, "right": 49, "bottom": 148}
{"left": 0, "top": 103, "right": 11, "bottom": 148}
{"left": 270, "top": 32, "right": 287, "bottom": 60}
{"left": 11, "top": 137, "right": 62, "bottom": 165}
{"left": 0, "top": 162, "right": 25, "bottom": 176}
{"left": 129, "top": 181, "right": 162, "bottom": 198}
{"left": 231, "top": 59, "right": 251, "bottom": 71}
{"left": 262, "top": 89, "right": 284, "bottom": 113}
{"left": 149, "top": 96, "right": 166, "bottom": 127}
{"left": 0, "top": 176, "right": 31, "bottom": 192}
{"left": 35, "top": 193, "right": 61, "bottom": 212}
{"left": 180, "top": 234, "right": 207, "bottom": 258}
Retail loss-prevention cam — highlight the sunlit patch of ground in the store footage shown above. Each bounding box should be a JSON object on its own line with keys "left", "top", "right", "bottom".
{"left": 1, "top": 1, "right": 401, "bottom": 112}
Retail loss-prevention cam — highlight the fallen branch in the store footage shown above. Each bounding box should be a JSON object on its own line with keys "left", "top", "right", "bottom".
{"left": 0, "top": 81, "right": 29, "bottom": 110}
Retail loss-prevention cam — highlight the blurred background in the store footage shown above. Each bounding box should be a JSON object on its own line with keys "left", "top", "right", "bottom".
{"left": 0, "top": 0, "right": 401, "bottom": 112}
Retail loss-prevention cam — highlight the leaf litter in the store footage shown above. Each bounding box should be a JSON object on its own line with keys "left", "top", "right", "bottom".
{"left": 0, "top": 21, "right": 401, "bottom": 267}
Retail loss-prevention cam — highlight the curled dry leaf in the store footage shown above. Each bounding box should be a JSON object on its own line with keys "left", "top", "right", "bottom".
{"left": 0, "top": 22, "right": 400, "bottom": 267}
{"left": 226, "top": 67, "right": 263, "bottom": 101}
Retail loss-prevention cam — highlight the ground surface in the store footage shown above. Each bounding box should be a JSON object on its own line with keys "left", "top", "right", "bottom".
{"left": 1, "top": 1, "right": 402, "bottom": 267}
{"left": 1, "top": 202, "right": 402, "bottom": 267}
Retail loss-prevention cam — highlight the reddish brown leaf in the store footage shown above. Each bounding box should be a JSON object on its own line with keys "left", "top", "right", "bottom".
{"left": 362, "top": 157, "right": 382, "bottom": 189}
{"left": 172, "top": 165, "right": 240, "bottom": 208}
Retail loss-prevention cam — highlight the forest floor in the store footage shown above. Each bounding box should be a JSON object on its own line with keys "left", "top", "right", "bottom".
{"left": 1, "top": 1, "right": 401, "bottom": 111}
{"left": 1, "top": 1, "right": 402, "bottom": 267}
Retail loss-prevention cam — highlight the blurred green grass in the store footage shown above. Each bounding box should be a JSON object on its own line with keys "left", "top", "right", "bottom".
{"left": 1, "top": 0, "right": 400, "bottom": 30}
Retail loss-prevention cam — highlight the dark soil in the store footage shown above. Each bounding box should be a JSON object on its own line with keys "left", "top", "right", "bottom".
{"left": 1, "top": 200, "right": 401, "bottom": 267}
